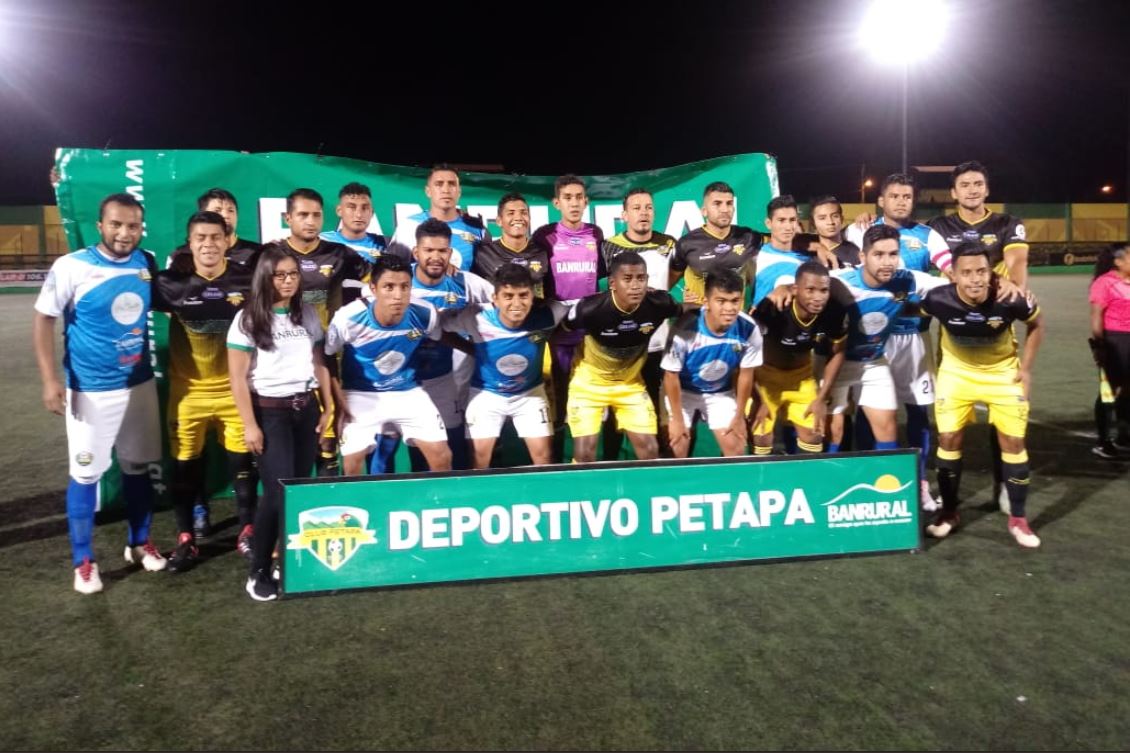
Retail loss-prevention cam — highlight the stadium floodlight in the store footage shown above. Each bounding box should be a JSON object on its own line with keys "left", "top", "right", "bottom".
{"left": 858, "top": 0, "right": 949, "bottom": 174}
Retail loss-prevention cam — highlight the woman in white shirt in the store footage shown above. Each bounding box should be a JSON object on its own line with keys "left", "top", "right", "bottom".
{"left": 228, "top": 245, "right": 333, "bottom": 602}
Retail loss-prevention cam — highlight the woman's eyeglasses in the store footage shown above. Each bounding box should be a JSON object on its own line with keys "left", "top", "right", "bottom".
{"left": 272, "top": 271, "right": 300, "bottom": 281}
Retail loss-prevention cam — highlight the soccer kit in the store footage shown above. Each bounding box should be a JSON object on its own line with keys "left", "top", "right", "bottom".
{"left": 319, "top": 229, "right": 392, "bottom": 263}
{"left": 929, "top": 210, "right": 1027, "bottom": 278}
{"left": 443, "top": 301, "right": 570, "bottom": 439}
{"left": 324, "top": 299, "right": 446, "bottom": 456}
{"left": 564, "top": 290, "right": 681, "bottom": 437}
{"left": 472, "top": 238, "right": 553, "bottom": 299}
{"left": 825, "top": 239, "right": 861, "bottom": 269}
{"left": 753, "top": 243, "right": 813, "bottom": 306}
{"left": 661, "top": 308, "right": 763, "bottom": 430}
{"left": 671, "top": 225, "right": 761, "bottom": 303}
{"left": 263, "top": 238, "right": 370, "bottom": 329}
{"left": 391, "top": 210, "right": 490, "bottom": 272}
{"left": 170, "top": 236, "right": 261, "bottom": 272}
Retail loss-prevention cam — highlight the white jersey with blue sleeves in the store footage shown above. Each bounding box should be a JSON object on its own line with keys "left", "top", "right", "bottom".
{"left": 409, "top": 270, "right": 493, "bottom": 380}
{"left": 833, "top": 267, "right": 948, "bottom": 362}
{"left": 319, "top": 229, "right": 391, "bottom": 263}
{"left": 34, "top": 245, "right": 155, "bottom": 392}
{"left": 753, "top": 243, "right": 812, "bottom": 306}
{"left": 444, "top": 301, "right": 568, "bottom": 395}
{"left": 661, "top": 309, "right": 763, "bottom": 394}
{"left": 325, "top": 299, "right": 439, "bottom": 392}
{"left": 392, "top": 211, "right": 489, "bottom": 272}
{"left": 847, "top": 220, "right": 951, "bottom": 333}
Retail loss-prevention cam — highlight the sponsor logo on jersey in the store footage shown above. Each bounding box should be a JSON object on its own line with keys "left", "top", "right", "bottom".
{"left": 444, "top": 292, "right": 459, "bottom": 305}
{"left": 226, "top": 292, "right": 244, "bottom": 306}
{"left": 406, "top": 328, "right": 422, "bottom": 340}
{"left": 286, "top": 506, "right": 377, "bottom": 572}
{"left": 318, "top": 264, "right": 333, "bottom": 277}
{"left": 110, "top": 292, "right": 145, "bottom": 325}
{"left": 859, "top": 312, "right": 889, "bottom": 336}
{"left": 458, "top": 231, "right": 476, "bottom": 243}
{"left": 981, "top": 234, "right": 998, "bottom": 247}
{"left": 905, "top": 238, "right": 922, "bottom": 250}
{"left": 1015, "top": 224, "right": 1026, "bottom": 240}
{"left": 374, "top": 350, "right": 407, "bottom": 375}
{"left": 528, "top": 261, "right": 542, "bottom": 273}
{"left": 966, "top": 312, "right": 986, "bottom": 323}
{"left": 496, "top": 354, "right": 529, "bottom": 376}
{"left": 733, "top": 244, "right": 746, "bottom": 256}
{"left": 202, "top": 287, "right": 224, "bottom": 300}
{"left": 138, "top": 268, "right": 152, "bottom": 281}
{"left": 300, "top": 259, "right": 317, "bottom": 272}
{"left": 698, "top": 359, "right": 730, "bottom": 382}
{"left": 988, "top": 317, "right": 1005, "bottom": 329}
{"left": 640, "top": 323, "right": 655, "bottom": 335}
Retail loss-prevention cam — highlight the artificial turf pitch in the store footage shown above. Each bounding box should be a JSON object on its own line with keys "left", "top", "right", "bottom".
{"left": 0, "top": 274, "right": 1127, "bottom": 750}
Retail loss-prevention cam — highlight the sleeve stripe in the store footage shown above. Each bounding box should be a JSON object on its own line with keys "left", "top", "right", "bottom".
{"left": 226, "top": 343, "right": 254, "bottom": 352}
{"left": 1003, "top": 243, "right": 1029, "bottom": 252}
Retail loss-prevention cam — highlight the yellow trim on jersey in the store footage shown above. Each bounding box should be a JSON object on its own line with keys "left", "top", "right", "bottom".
{"left": 196, "top": 259, "right": 228, "bottom": 282}
{"left": 500, "top": 237, "right": 530, "bottom": 253}
{"left": 1002, "top": 242, "right": 1029, "bottom": 252}
{"left": 791, "top": 301, "right": 816, "bottom": 328}
{"left": 702, "top": 225, "right": 731, "bottom": 241}
{"left": 286, "top": 238, "right": 319, "bottom": 255}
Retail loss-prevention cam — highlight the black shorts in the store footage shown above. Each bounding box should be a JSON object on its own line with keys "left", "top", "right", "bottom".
{"left": 1102, "top": 331, "right": 1130, "bottom": 388}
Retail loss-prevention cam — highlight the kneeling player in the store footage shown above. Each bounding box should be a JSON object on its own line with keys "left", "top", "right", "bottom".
{"left": 662, "top": 269, "right": 761, "bottom": 457}
{"left": 921, "top": 243, "right": 1044, "bottom": 548}
{"left": 751, "top": 262, "right": 848, "bottom": 454}
{"left": 443, "top": 265, "right": 569, "bottom": 468}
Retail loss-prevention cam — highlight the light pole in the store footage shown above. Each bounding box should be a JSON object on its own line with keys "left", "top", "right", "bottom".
{"left": 860, "top": 0, "right": 949, "bottom": 175}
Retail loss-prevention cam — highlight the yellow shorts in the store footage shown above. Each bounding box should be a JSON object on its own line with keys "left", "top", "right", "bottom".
{"left": 752, "top": 364, "right": 818, "bottom": 435}
{"left": 567, "top": 377, "right": 656, "bottom": 437}
{"left": 168, "top": 384, "right": 247, "bottom": 459}
{"left": 934, "top": 366, "right": 1028, "bottom": 437}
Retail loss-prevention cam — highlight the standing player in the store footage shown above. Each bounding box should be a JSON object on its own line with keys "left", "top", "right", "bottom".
{"left": 564, "top": 252, "right": 682, "bottom": 463}
{"left": 669, "top": 181, "right": 761, "bottom": 305}
{"left": 408, "top": 219, "right": 494, "bottom": 470}
{"left": 751, "top": 262, "right": 848, "bottom": 455}
{"left": 154, "top": 211, "right": 256, "bottom": 572}
{"left": 325, "top": 256, "right": 453, "bottom": 475}
{"left": 662, "top": 269, "right": 761, "bottom": 458}
{"left": 753, "top": 195, "right": 807, "bottom": 306}
{"left": 809, "top": 195, "right": 859, "bottom": 269}
{"left": 170, "top": 188, "right": 261, "bottom": 272}
{"left": 921, "top": 243, "right": 1044, "bottom": 548}
{"left": 473, "top": 193, "right": 553, "bottom": 298}
{"left": 320, "top": 182, "right": 395, "bottom": 262}
{"left": 391, "top": 164, "right": 490, "bottom": 272}
{"left": 33, "top": 193, "right": 167, "bottom": 594}
{"left": 442, "top": 265, "right": 570, "bottom": 468}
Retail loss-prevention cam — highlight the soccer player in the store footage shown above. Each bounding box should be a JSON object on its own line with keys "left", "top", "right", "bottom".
{"left": 168, "top": 189, "right": 261, "bottom": 284}
{"left": 753, "top": 195, "right": 808, "bottom": 306}
{"left": 921, "top": 242, "right": 1044, "bottom": 548}
{"left": 391, "top": 164, "right": 490, "bottom": 272}
{"left": 473, "top": 193, "right": 553, "bottom": 299}
{"left": 325, "top": 256, "right": 453, "bottom": 475}
{"left": 663, "top": 269, "right": 761, "bottom": 458}
{"left": 261, "top": 188, "right": 370, "bottom": 476}
{"left": 33, "top": 193, "right": 167, "bottom": 594}
{"left": 750, "top": 262, "right": 848, "bottom": 455}
{"left": 320, "top": 182, "right": 395, "bottom": 262}
{"left": 442, "top": 265, "right": 570, "bottom": 468}
{"left": 407, "top": 218, "right": 493, "bottom": 470}
{"left": 669, "top": 181, "right": 761, "bottom": 305}
{"left": 809, "top": 195, "right": 859, "bottom": 269}
{"left": 154, "top": 211, "right": 256, "bottom": 572}
{"left": 564, "top": 252, "right": 682, "bottom": 463}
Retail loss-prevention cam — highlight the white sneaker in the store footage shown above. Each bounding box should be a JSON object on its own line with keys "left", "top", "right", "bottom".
{"left": 997, "top": 485, "right": 1011, "bottom": 514}
{"left": 124, "top": 540, "right": 168, "bottom": 572}
{"left": 1008, "top": 517, "right": 1041, "bottom": 548}
{"left": 920, "top": 480, "right": 940, "bottom": 512}
{"left": 73, "top": 558, "right": 103, "bottom": 594}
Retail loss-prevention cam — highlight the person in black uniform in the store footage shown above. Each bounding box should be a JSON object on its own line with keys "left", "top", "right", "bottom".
{"left": 170, "top": 188, "right": 261, "bottom": 273}
{"left": 472, "top": 193, "right": 553, "bottom": 299}
{"left": 669, "top": 181, "right": 762, "bottom": 305}
{"left": 808, "top": 195, "right": 860, "bottom": 269}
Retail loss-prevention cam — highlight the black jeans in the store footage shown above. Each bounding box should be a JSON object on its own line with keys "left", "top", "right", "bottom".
{"left": 250, "top": 398, "right": 319, "bottom": 574}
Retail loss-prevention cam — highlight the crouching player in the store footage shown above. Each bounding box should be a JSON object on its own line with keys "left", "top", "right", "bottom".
{"left": 662, "top": 269, "right": 762, "bottom": 457}
{"left": 921, "top": 242, "right": 1045, "bottom": 548}
{"left": 442, "top": 265, "right": 569, "bottom": 467}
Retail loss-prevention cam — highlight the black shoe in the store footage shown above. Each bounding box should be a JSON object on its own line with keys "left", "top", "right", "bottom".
{"left": 315, "top": 453, "right": 340, "bottom": 478}
{"left": 167, "top": 533, "right": 198, "bottom": 574}
{"left": 1092, "top": 442, "right": 1120, "bottom": 460}
{"left": 245, "top": 570, "right": 277, "bottom": 602}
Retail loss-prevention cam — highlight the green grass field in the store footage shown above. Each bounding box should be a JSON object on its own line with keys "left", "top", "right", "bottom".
{"left": 1, "top": 274, "right": 1128, "bottom": 750}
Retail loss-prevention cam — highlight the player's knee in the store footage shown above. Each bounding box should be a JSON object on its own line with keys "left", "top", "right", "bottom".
{"left": 119, "top": 459, "right": 151, "bottom": 476}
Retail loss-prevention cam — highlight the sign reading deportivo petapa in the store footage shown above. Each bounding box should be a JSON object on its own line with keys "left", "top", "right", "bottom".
{"left": 280, "top": 451, "right": 920, "bottom": 597}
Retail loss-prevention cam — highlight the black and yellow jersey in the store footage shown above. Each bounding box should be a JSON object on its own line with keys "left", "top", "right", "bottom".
{"left": 928, "top": 210, "right": 1026, "bottom": 273}
{"left": 671, "top": 225, "right": 761, "bottom": 300}
{"left": 921, "top": 285, "right": 1039, "bottom": 373}
{"left": 823, "top": 239, "right": 861, "bottom": 269}
{"left": 752, "top": 296, "right": 848, "bottom": 370}
{"left": 263, "top": 238, "right": 370, "bottom": 327}
{"left": 472, "top": 238, "right": 553, "bottom": 299}
{"left": 564, "top": 290, "right": 681, "bottom": 385}
{"left": 169, "top": 236, "right": 262, "bottom": 273}
{"left": 154, "top": 260, "right": 253, "bottom": 392}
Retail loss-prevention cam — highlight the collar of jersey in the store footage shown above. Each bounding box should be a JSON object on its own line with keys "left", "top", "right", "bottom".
{"left": 196, "top": 259, "right": 228, "bottom": 282}
{"left": 958, "top": 208, "right": 994, "bottom": 226}
{"left": 610, "top": 291, "right": 640, "bottom": 315}
{"left": 500, "top": 237, "right": 530, "bottom": 253}
{"left": 791, "top": 300, "right": 817, "bottom": 327}
{"left": 702, "top": 225, "right": 732, "bottom": 241}
{"left": 286, "top": 238, "right": 320, "bottom": 255}
{"left": 91, "top": 245, "right": 138, "bottom": 265}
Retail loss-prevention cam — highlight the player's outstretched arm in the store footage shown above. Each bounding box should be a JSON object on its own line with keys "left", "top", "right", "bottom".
{"left": 32, "top": 313, "right": 64, "bottom": 415}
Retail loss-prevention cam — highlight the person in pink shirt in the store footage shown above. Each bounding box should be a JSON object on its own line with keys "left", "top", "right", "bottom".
{"left": 1088, "top": 242, "right": 1130, "bottom": 457}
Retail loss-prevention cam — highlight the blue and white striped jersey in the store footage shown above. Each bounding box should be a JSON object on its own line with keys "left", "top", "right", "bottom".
{"left": 443, "top": 301, "right": 568, "bottom": 395}
{"left": 391, "top": 211, "right": 489, "bottom": 272}
{"left": 409, "top": 269, "right": 493, "bottom": 380}
{"left": 833, "top": 267, "right": 948, "bottom": 362}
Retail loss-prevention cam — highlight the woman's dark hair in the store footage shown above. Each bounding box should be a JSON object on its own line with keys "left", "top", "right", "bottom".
{"left": 1093, "top": 243, "right": 1129, "bottom": 279}
{"left": 242, "top": 244, "right": 304, "bottom": 351}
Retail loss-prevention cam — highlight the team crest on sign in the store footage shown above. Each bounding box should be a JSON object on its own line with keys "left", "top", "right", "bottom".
{"left": 287, "top": 506, "right": 377, "bottom": 572}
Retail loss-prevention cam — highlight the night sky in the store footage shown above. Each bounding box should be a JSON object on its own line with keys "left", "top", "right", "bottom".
{"left": 1, "top": 0, "right": 1127, "bottom": 206}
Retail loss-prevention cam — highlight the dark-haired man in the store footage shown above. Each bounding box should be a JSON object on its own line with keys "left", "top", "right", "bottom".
{"left": 321, "top": 182, "right": 396, "bottom": 263}
{"left": 391, "top": 164, "right": 490, "bottom": 272}
{"left": 473, "top": 193, "right": 552, "bottom": 299}
{"left": 669, "top": 181, "right": 761, "bottom": 305}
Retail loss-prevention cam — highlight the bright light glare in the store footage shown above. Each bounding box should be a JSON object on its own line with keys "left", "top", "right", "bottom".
{"left": 859, "top": 0, "right": 949, "bottom": 65}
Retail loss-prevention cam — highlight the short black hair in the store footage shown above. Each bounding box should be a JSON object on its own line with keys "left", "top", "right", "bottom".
{"left": 554, "top": 174, "right": 586, "bottom": 197}
{"left": 952, "top": 161, "right": 989, "bottom": 187}
{"left": 286, "top": 188, "right": 323, "bottom": 213}
{"left": 338, "top": 182, "right": 372, "bottom": 199}
{"left": 622, "top": 187, "right": 652, "bottom": 209}
{"left": 792, "top": 232, "right": 820, "bottom": 252}
{"left": 186, "top": 210, "right": 228, "bottom": 236}
{"left": 795, "top": 261, "right": 830, "bottom": 282}
{"left": 496, "top": 192, "right": 528, "bottom": 216}
{"left": 99, "top": 192, "right": 144, "bottom": 220}
{"left": 493, "top": 263, "right": 534, "bottom": 291}
{"left": 427, "top": 163, "right": 459, "bottom": 182}
{"left": 705, "top": 268, "right": 744, "bottom": 296}
{"left": 862, "top": 223, "right": 900, "bottom": 251}
{"left": 196, "top": 188, "right": 237, "bottom": 211}
{"left": 809, "top": 194, "right": 842, "bottom": 213}
{"left": 1094, "top": 242, "right": 1130, "bottom": 279}
{"left": 608, "top": 250, "right": 646, "bottom": 277}
{"left": 767, "top": 194, "right": 798, "bottom": 218}
{"left": 703, "top": 181, "right": 734, "bottom": 199}
{"left": 879, "top": 173, "right": 915, "bottom": 195}
{"left": 416, "top": 217, "right": 452, "bottom": 243}
{"left": 370, "top": 254, "right": 412, "bottom": 284}
{"left": 951, "top": 240, "right": 990, "bottom": 263}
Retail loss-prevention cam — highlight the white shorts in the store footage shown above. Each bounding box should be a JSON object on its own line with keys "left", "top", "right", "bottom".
{"left": 421, "top": 371, "right": 464, "bottom": 429}
{"left": 885, "top": 331, "right": 935, "bottom": 405}
{"left": 66, "top": 379, "right": 161, "bottom": 482}
{"left": 339, "top": 388, "right": 447, "bottom": 456}
{"left": 830, "top": 358, "right": 898, "bottom": 413}
{"left": 665, "top": 390, "right": 737, "bottom": 431}
{"left": 464, "top": 386, "right": 552, "bottom": 439}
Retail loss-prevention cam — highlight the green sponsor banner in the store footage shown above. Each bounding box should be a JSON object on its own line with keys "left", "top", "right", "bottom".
{"left": 280, "top": 451, "right": 920, "bottom": 597}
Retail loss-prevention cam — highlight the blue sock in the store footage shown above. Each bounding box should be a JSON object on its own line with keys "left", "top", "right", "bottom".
{"left": 121, "top": 472, "right": 153, "bottom": 546}
{"left": 782, "top": 425, "right": 798, "bottom": 455}
{"left": 66, "top": 479, "right": 98, "bottom": 567}
{"left": 448, "top": 426, "right": 469, "bottom": 470}
{"left": 854, "top": 408, "right": 876, "bottom": 451}
{"left": 905, "top": 403, "right": 931, "bottom": 483}
{"left": 827, "top": 442, "right": 841, "bottom": 454}
{"left": 369, "top": 435, "right": 400, "bottom": 474}
{"left": 875, "top": 440, "right": 899, "bottom": 451}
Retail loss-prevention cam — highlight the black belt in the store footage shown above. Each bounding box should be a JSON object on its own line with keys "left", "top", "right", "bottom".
{"left": 252, "top": 391, "right": 314, "bottom": 410}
